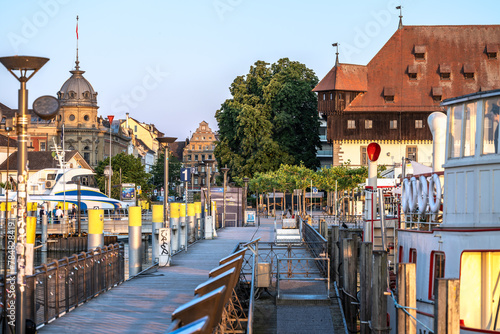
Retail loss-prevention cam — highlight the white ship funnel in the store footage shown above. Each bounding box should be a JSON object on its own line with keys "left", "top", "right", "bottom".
{"left": 427, "top": 112, "right": 447, "bottom": 172}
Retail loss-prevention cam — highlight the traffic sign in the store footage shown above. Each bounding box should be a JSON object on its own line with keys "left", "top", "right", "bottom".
{"left": 181, "top": 168, "right": 191, "bottom": 182}
{"left": 312, "top": 187, "right": 318, "bottom": 194}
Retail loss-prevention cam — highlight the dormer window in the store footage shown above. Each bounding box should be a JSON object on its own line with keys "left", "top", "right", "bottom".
{"left": 68, "top": 91, "right": 76, "bottom": 99}
{"left": 486, "top": 44, "right": 498, "bottom": 59}
{"left": 383, "top": 87, "right": 395, "bottom": 103}
{"left": 408, "top": 65, "right": 418, "bottom": 80}
{"left": 414, "top": 45, "right": 426, "bottom": 60}
{"left": 463, "top": 64, "right": 475, "bottom": 79}
{"left": 432, "top": 87, "right": 443, "bottom": 102}
{"left": 439, "top": 64, "right": 451, "bottom": 80}
{"left": 83, "top": 91, "right": 90, "bottom": 99}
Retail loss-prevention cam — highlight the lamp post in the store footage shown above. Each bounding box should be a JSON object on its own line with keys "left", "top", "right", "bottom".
{"left": 243, "top": 177, "right": 249, "bottom": 226}
{"left": 107, "top": 115, "right": 114, "bottom": 198}
{"left": 0, "top": 55, "right": 49, "bottom": 334}
{"left": 157, "top": 137, "right": 177, "bottom": 226}
{"left": 221, "top": 166, "right": 229, "bottom": 228}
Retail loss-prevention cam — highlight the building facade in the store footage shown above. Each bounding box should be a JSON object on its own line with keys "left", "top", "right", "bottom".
{"left": 182, "top": 121, "right": 218, "bottom": 190}
{"left": 314, "top": 25, "right": 500, "bottom": 168}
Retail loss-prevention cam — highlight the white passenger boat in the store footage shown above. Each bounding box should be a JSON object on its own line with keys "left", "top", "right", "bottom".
{"left": 390, "top": 89, "right": 500, "bottom": 333}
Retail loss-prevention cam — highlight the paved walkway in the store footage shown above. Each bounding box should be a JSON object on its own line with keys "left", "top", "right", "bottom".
{"left": 39, "top": 220, "right": 274, "bottom": 334}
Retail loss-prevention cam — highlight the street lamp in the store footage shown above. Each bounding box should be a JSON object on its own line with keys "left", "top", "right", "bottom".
{"left": 107, "top": 115, "right": 114, "bottom": 198}
{"left": 157, "top": 137, "right": 177, "bottom": 226}
{"left": 0, "top": 55, "right": 49, "bottom": 334}
{"left": 220, "top": 166, "right": 229, "bottom": 228}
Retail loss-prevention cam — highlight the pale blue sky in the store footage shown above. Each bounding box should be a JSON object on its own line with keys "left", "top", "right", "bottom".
{"left": 0, "top": 0, "right": 498, "bottom": 140}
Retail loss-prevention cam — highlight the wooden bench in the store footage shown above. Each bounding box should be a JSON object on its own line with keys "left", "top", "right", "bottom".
{"left": 219, "top": 248, "right": 246, "bottom": 265}
{"left": 167, "top": 316, "right": 210, "bottom": 334}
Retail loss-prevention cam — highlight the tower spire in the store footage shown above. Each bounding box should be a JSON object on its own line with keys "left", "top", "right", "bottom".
{"left": 75, "top": 15, "right": 80, "bottom": 70}
{"left": 332, "top": 43, "right": 339, "bottom": 66}
{"left": 396, "top": 6, "right": 403, "bottom": 29}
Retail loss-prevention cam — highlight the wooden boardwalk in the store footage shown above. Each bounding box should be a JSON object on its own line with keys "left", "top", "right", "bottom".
{"left": 38, "top": 220, "right": 275, "bottom": 334}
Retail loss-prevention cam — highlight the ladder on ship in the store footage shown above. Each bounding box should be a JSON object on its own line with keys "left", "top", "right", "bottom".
{"left": 372, "top": 188, "right": 397, "bottom": 268}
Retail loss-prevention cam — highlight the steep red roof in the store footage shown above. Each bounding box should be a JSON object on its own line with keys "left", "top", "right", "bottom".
{"left": 313, "top": 64, "right": 367, "bottom": 92}
{"left": 347, "top": 25, "right": 500, "bottom": 112}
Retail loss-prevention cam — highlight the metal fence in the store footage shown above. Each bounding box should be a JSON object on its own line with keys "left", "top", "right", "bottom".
{"left": 19, "top": 243, "right": 124, "bottom": 328}
{"left": 301, "top": 220, "right": 329, "bottom": 276}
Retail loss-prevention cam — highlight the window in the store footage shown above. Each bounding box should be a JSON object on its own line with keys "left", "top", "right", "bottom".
{"left": 432, "top": 86, "right": 443, "bottom": 102}
{"left": 330, "top": 93, "right": 333, "bottom": 100}
{"left": 83, "top": 152, "right": 90, "bottom": 163}
{"left": 347, "top": 120, "right": 356, "bottom": 129}
{"left": 408, "top": 65, "right": 418, "bottom": 80}
{"left": 84, "top": 115, "right": 89, "bottom": 121}
{"left": 201, "top": 154, "right": 205, "bottom": 161}
{"left": 208, "top": 154, "right": 212, "bottom": 159}
{"left": 464, "top": 102, "right": 477, "bottom": 157}
{"left": 463, "top": 64, "right": 475, "bottom": 79}
{"left": 383, "top": 87, "right": 395, "bottom": 103}
{"left": 198, "top": 145, "right": 201, "bottom": 150}
{"left": 194, "top": 154, "right": 198, "bottom": 161}
{"left": 429, "top": 251, "right": 445, "bottom": 299}
{"left": 483, "top": 98, "right": 500, "bottom": 154}
{"left": 460, "top": 251, "right": 500, "bottom": 330}
{"left": 69, "top": 114, "right": 75, "bottom": 121}
{"left": 439, "top": 64, "right": 451, "bottom": 80}
{"left": 406, "top": 146, "right": 417, "bottom": 161}
{"left": 486, "top": 44, "right": 498, "bottom": 59}
{"left": 414, "top": 45, "right": 426, "bottom": 60}
{"left": 409, "top": 248, "right": 417, "bottom": 264}
{"left": 201, "top": 166, "right": 205, "bottom": 173}
{"left": 187, "top": 155, "right": 191, "bottom": 161}
{"left": 360, "top": 146, "right": 367, "bottom": 165}
{"left": 194, "top": 178, "right": 198, "bottom": 185}
{"left": 40, "top": 142, "right": 46, "bottom": 151}
{"left": 365, "top": 120, "right": 372, "bottom": 129}
{"left": 415, "top": 120, "right": 423, "bottom": 128}
{"left": 449, "top": 104, "right": 464, "bottom": 158}
{"left": 390, "top": 120, "right": 397, "bottom": 129}
{"left": 323, "top": 93, "right": 326, "bottom": 101}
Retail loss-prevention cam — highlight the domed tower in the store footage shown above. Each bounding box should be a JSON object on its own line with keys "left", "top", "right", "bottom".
{"left": 56, "top": 57, "right": 102, "bottom": 166}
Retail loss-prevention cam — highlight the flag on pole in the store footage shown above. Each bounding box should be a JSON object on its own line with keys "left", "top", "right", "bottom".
{"left": 76, "top": 16, "right": 79, "bottom": 39}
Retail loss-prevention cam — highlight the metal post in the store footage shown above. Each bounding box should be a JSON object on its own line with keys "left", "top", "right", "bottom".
{"left": 128, "top": 206, "right": 142, "bottom": 277}
{"left": 41, "top": 212, "right": 48, "bottom": 252}
{"left": 221, "top": 166, "right": 229, "bottom": 228}
{"left": 152, "top": 204, "right": 163, "bottom": 263}
{"left": 88, "top": 209, "right": 104, "bottom": 250}
{"left": 243, "top": 177, "right": 249, "bottom": 225}
{"left": 157, "top": 137, "right": 177, "bottom": 228}
{"left": 184, "top": 182, "right": 188, "bottom": 252}
{"left": 108, "top": 118, "right": 112, "bottom": 198}
{"left": 360, "top": 242, "right": 373, "bottom": 334}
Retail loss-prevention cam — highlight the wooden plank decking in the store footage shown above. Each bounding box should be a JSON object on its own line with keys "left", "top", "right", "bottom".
{"left": 38, "top": 220, "right": 275, "bottom": 334}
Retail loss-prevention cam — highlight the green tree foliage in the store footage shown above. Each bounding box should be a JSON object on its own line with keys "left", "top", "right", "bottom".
{"left": 149, "top": 152, "right": 182, "bottom": 197}
{"left": 215, "top": 58, "right": 320, "bottom": 179}
{"left": 95, "top": 153, "right": 151, "bottom": 200}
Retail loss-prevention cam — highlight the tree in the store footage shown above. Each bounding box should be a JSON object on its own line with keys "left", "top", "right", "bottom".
{"left": 215, "top": 58, "right": 320, "bottom": 179}
{"left": 149, "top": 152, "right": 182, "bottom": 197}
{"left": 95, "top": 153, "right": 151, "bottom": 200}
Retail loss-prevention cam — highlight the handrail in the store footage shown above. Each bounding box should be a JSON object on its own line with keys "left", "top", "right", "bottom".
{"left": 247, "top": 251, "right": 256, "bottom": 334}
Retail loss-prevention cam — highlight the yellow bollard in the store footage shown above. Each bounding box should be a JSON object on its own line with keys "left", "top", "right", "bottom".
{"left": 26, "top": 216, "right": 37, "bottom": 275}
{"left": 128, "top": 206, "right": 142, "bottom": 276}
{"left": 151, "top": 204, "right": 163, "bottom": 263}
{"left": 187, "top": 203, "right": 195, "bottom": 242}
{"left": 194, "top": 202, "right": 202, "bottom": 239}
{"left": 88, "top": 209, "right": 104, "bottom": 250}
{"left": 180, "top": 203, "right": 186, "bottom": 250}
{"left": 170, "top": 203, "right": 180, "bottom": 252}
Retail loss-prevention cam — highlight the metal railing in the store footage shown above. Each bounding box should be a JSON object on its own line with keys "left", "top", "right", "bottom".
{"left": 20, "top": 243, "right": 125, "bottom": 328}
{"left": 302, "top": 219, "right": 329, "bottom": 276}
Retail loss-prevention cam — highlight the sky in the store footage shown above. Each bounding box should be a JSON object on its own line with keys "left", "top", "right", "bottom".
{"left": 0, "top": 0, "right": 499, "bottom": 140}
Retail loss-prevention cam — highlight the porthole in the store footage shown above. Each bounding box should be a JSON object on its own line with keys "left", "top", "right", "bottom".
{"left": 69, "top": 114, "right": 75, "bottom": 121}
{"left": 84, "top": 115, "right": 89, "bottom": 121}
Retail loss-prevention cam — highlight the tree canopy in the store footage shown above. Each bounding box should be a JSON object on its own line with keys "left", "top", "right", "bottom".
{"left": 149, "top": 151, "right": 182, "bottom": 197}
{"left": 95, "top": 153, "right": 151, "bottom": 200}
{"left": 215, "top": 58, "right": 321, "bottom": 180}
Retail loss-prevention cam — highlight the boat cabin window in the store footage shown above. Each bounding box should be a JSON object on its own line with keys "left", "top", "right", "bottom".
{"left": 448, "top": 102, "right": 479, "bottom": 158}
{"left": 460, "top": 251, "right": 500, "bottom": 331}
{"left": 409, "top": 248, "right": 417, "bottom": 264}
{"left": 68, "top": 175, "right": 98, "bottom": 188}
{"left": 429, "top": 251, "right": 445, "bottom": 300}
{"left": 47, "top": 173, "right": 57, "bottom": 181}
{"left": 483, "top": 98, "right": 500, "bottom": 155}
{"left": 449, "top": 104, "right": 463, "bottom": 158}
{"left": 464, "top": 102, "right": 477, "bottom": 157}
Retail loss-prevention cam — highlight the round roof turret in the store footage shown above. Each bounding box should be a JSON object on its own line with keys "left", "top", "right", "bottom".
{"left": 57, "top": 61, "right": 97, "bottom": 107}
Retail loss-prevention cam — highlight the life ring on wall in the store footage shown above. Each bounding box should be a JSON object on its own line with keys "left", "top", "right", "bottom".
{"left": 428, "top": 173, "right": 442, "bottom": 213}
{"left": 409, "top": 177, "right": 419, "bottom": 212}
{"left": 417, "top": 175, "right": 429, "bottom": 215}
{"left": 402, "top": 178, "right": 410, "bottom": 214}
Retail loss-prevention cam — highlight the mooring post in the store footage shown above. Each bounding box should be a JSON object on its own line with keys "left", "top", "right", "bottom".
{"left": 187, "top": 203, "right": 195, "bottom": 243}
{"left": 26, "top": 216, "right": 36, "bottom": 275}
{"left": 360, "top": 242, "right": 373, "bottom": 334}
{"left": 170, "top": 203, "right": 180, "bottom": 252}
{"left": 434, "top": 278, "right": 460, "bottom": 334}
{"left": 195, "top": 202, "right": 202, "bottom": 239}
{"left": 342, "top": 238, "right": 357, "bottom": 331}
{"left": 151, "top": 204, "right": 163, "bottom": 264}
{"left": 372, "top": 250, "right": 389, "bottom": 334}
{"left": 330, "top": 225, "right": 339, "bottom": 285}
{"left": 128, "top": 206, "right": 142, "bottom": 277}
{"left": 398, "top": 263, "right": 416, "bottom": 334}
{"left": 88, "top": 209, "right": 104, "bottom": 250}
{"left": 179, "top": 203, "right": 187, "bottom": 250}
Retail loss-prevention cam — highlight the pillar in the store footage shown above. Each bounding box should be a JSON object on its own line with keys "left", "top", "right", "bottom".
{"left": 88, "top": 209, "right": 104, "bottom": 250}
{"left": 128, "top": 206, "right": 142, "bottom": 277}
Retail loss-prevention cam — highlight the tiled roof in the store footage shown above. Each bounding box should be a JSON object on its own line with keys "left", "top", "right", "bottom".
{"left": 313, "top": 64, "right": 367, "bottom": 92}
{"left": 0, "top": 134, "right": 17, "bottom": 147}
{"left": 170, "top": 141, "right": 186, "bottom": 160}
{"left": 0, "top": 150, "right": 80, "bottom": 171}
{"left": 317, "top": 25, "right": 500, "bottom": 113}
